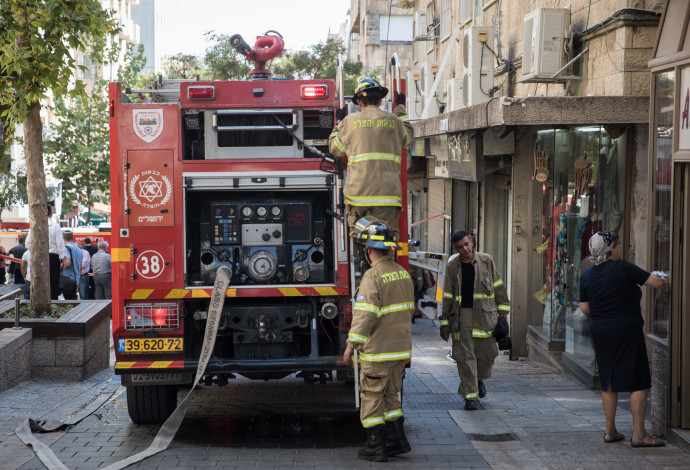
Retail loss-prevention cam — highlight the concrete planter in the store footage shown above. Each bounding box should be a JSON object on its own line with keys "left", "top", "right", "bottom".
{"left": 0, "top": 299, "right": 111, "bottom": 381}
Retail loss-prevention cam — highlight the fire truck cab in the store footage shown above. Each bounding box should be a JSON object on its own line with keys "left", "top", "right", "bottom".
{"left": 109, "top": 34, "right": 408, "bottom": 424}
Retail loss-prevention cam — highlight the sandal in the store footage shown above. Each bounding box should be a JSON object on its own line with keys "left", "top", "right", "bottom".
{"left": 604, "top": 430, "right": 625, "bottom": 443}
{"left": 631, "top": 433, "right": 665, "bottom": 447}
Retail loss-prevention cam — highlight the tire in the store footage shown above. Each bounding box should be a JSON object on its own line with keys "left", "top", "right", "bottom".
{"left": 126, "top": 385, "right": 177, "bottom": 424}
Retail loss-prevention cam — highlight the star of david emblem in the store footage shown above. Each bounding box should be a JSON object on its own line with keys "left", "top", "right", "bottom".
{"left": 138, "top": 176, "right": 163, "bottom": 202}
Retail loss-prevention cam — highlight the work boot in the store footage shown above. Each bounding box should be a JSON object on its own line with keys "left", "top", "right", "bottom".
{"left": 478, "top": 380, "right": 486, "bottom": 398}
{"left": 464, "top": 399, "right": 478, "bottom": 410}
{"left": 358, "top": 424, "right": 388, "bottom": 462}
{"left": 385, "top": 417, "right": 411, "bottom": 456}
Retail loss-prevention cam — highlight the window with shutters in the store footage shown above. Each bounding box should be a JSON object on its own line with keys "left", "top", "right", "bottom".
{"left": 426, "top": 1, "right": 436, "bottom": 53}
{"left": 440, "top": 0, "right": 451, "bottom": 40}
{"left": 460, "top": 0, "right": 472, "bottom": 24}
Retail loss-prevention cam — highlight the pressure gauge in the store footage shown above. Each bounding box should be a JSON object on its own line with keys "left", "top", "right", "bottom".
{"left": 256, "top": 206, "right": 267, "bottom": 217}
{"left": 271, "top": 206, "right": 281, "bottom": 216}
{"left": 242, "top": 206, "right": 253, "bottom": 217}
{"left": 248, "top": 250, "right": 277, "bottom": 282}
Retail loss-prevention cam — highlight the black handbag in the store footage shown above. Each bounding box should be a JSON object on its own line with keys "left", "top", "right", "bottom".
{"left": 493, "top": 316, "right": 512, "bottom": 351}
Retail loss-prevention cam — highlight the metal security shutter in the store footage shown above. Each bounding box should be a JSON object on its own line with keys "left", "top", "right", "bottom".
{"left": 428, "top": 179, "right": 446, "bottom": 254}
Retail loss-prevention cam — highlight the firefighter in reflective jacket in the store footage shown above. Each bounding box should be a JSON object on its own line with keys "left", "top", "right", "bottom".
{"left": 440, "top": 230, "right": 510, "bottom": 410}
{"left": 343, "top": 217, "right": 415, "bottom": 462}
{"left": 329, "top": 77, "right": 413, "bottom": 238}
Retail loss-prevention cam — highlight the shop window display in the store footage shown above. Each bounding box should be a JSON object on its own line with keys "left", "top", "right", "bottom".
{"left": 532, "top": 127, "right": 628, "bottom": 373}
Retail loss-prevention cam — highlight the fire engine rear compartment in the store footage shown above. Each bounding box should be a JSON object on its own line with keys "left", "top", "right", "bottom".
{"left": 180, "top": 171, "right": 346, "bottom": 381}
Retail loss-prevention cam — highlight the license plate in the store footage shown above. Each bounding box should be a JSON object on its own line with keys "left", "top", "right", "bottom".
{"left": 118, "top": 337, "right": 183, "bottom": 353}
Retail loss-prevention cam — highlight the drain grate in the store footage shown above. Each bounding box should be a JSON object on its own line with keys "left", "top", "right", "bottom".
{"left": 467, "top": 432, "right": 519, "bottom": 442}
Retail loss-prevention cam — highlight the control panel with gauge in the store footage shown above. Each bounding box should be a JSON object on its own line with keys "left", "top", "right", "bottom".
{"left": 188, "top": 194, "right": 332, "bottom": 286}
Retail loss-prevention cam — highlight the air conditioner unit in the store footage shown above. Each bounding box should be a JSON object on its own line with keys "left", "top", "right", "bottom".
{"left": 406, "top": 69, "right": 423, "bottom": 121}
{"left": 519, "top": 7, "right": 571, "bottom": 83}
{"left": 462, "top": 26, "right": 494, "bottom": 107}
{"left": 446, "top": 78, "right": 463, "bottom": 112}
{"left": 414, "top": 11, "right": 428, "bottom": 39}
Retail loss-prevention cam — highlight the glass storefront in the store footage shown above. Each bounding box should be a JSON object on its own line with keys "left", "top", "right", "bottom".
{"left": 531, "top": 126, "right": 628, "bottom": 373}
{"left": 651, "top": 71, "right": 674, "bottom": 338}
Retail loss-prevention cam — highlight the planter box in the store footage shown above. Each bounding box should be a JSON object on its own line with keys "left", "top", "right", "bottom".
{"left": 0, "top": 299, "right": 111, "bottom": 381}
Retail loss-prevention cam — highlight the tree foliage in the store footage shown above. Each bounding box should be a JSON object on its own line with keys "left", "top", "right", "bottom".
{"left": 0, "top": 0, "right": 118, "bottom": 315}
{"left": 203, "top": 32, "right": 251, "bottom": 81}
{"left": 161, "top": 53, "right": 204, "bottom": 79}
{"left": 272, "top": 37, "right": 364, "bottom": 95}
{"left": 44, "top": 83, "right": 110, "bottom": 225}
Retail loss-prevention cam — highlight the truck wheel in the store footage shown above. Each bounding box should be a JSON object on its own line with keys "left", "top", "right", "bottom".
{"left": 126, "top": 385, "right": 177, "bottom": 424}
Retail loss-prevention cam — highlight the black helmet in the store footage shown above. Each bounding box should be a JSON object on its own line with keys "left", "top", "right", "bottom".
{"left": 352, "top": 77, "right": 388, "bottom": 104}
{"left": 354, "top": 217, "right": 400, "bottom": 251}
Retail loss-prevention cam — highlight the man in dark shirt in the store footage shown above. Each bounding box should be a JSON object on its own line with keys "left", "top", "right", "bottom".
{"left": 83, "top": 237, "right": 98, "bottom": 299}
{"left": 9, "top": 235, "right": 28, "bottom": 284}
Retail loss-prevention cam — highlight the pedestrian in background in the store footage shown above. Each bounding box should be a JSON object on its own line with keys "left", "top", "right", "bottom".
{"left": 76, "top": 241, "right": 91, "bottom": 300}
{"left": 579, "top": 231, "right": 668, "bottom": 447}
{"left": 409, "top": 263, "right": 425, "bottom": 323}
{"left": 26, "top": 205, "right": 66, "bottom": 299}
{"left": 0, "top": 244, "right": 6, "bottom": 284}
{"left": 440, "top": 230, "right": 510, "bottom": 410}
{"left": 329, "top": 77, "right": 412, "bottom": 239}
{"left": 343, "top": 217, "right": 414, "bottom": 462}
{"left": 83, "top": 237, "right": 98, "bottom": 299}
{"left": 60, "top": 231, "right": 82, "bottom": 300}
{"left": 20, "top": 249, "right": 31, "bottom": 300}
{"left": 9, "top": 235, "right": 27, "bottom": 284}
{"left": 91, "top": 240, "right": 111, "bottom": 299}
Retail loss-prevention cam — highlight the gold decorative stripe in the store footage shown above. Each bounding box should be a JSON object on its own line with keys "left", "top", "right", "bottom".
{"left": 111, "top": 248, "right": 131, "bottom": 262}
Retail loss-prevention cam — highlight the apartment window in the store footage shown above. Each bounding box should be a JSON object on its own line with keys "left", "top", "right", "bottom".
{"left": 426, "top": 1, "right": 436, "bottom": 52}
{"left": 460, "top": 0, "right": 472, "bottom": 24}
{"left": 440, "top": 0, "right": 451, "bottom": 40}
{"left": 379, "top": 15, "right": 413, "bottom": 43}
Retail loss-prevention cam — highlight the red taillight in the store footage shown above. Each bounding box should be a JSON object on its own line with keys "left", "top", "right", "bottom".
{"left": 125, "top": 303, "right": 180, "bottom": 330}
{"left": 301, "top": 85, "right": 328, "bottom": 99}
{"left": 188, "top": 86, "right": 216, "bottom": 100}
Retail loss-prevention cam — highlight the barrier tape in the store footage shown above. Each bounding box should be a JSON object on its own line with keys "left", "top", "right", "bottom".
{"left": 408, "top": 212, "right": 449, "bottom": 228}
{"left": 15, "top": 266, "right": 233, "bottom": 470}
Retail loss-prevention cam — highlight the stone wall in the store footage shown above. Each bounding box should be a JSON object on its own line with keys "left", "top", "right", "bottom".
{"left": 30, "top": 314, "right": 109, "bottom": 381}
{"left": 0, "top": 328, "right": 32, "bottom": 392}
{"left": 647, "top": 334, "right": 669, "bottom": 437}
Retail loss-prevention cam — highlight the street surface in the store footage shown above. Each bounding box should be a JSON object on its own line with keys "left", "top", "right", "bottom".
{"left": 1, "top": 317, "right": 689, "bottom": 469}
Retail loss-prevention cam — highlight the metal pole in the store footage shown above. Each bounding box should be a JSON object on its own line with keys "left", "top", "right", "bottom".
{"left": 14, "top": 297, "right": 21, "bottom": 329}
{"left": 354, "top": 349, "right": 360, "bottom": 409}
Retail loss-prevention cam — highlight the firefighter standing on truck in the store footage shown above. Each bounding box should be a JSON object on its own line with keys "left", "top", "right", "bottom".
{"left": 329, "top": 78, "right": 413, "bottom": 239}
{"left": 440, "top": 230, "right": 510, "bottom": 410}
{"left": 343, "top": 217, "right": 415, "bottom": 462}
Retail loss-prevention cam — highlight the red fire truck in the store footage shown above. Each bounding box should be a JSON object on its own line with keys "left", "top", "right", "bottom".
{"left": 109, "top": 33, "right": 408, "bottom": 423}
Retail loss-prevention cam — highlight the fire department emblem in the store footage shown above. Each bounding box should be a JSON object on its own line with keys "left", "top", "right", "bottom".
{"left": 129, "top": 170, "right": 172, "bottom": 209}
{"left": 133, "top": 109, "right": 164, "bottom": 143}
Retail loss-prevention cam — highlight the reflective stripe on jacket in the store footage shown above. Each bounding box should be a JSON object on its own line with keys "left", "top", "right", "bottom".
{"left": 441, "top": 251, "right": 510, "bottom": 336}
{"left": 329, "top": 104, "right": 413, "bottom": 208}
{"left": 346, "top": 256, "right": 415, "bottom": 362}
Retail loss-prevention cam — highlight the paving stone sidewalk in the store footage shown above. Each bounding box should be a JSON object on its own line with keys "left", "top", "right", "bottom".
{"left": 1, "top": 317, "right": 689, "bottom": 469}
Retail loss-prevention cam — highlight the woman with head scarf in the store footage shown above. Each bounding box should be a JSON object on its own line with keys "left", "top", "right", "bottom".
{"left": 579, "top": 231, "right": 668, "bottom": 447}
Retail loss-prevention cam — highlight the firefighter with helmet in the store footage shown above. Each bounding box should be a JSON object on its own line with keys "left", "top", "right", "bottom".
{"left": 343, "top": 216, "right": 415, "bottom": 462}
{"left": 329, "top": 78, "right": 413, "bottom": 239}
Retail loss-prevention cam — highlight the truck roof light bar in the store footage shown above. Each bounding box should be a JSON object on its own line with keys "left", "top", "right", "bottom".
{"left": 301, "top": 85, "right": 329, "bottom": 99}
{"left": 188, "top": 86, "right": 216, "bottom": 101}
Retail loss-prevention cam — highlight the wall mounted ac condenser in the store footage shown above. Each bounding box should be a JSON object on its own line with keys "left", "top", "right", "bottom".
{"left": 406, "top": 69, "right": 423, "bottom": 121}
{"left": 519, "top": 7, "right": 571, "bottom": 83}
{"left": 462, "top": 26, "right": 494, "bottom": 107}
{"left": 420, "top": 61, "right": 440, "bottom": 118}
{"left": 446, "top": 77, "right": 463, "bottom": 112}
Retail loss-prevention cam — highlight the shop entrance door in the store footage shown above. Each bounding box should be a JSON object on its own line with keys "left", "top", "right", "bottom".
{"left": 671, "top": 162, "right": 690, "bottom": 429}
{"left": 484, "top": 174, "right": 512, "bottom": 288}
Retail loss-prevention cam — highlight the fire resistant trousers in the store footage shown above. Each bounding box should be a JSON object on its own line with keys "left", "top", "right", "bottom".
{"left": 346, "top": 205, "right": 401, "bottom": 239}
{"left": 359, "top": 359, "right": 406, "bottom": 428}
{"left": 451, "top": 307, "right": 499, "bottom": 400}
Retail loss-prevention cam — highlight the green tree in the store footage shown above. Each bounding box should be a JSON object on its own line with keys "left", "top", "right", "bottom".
{"left": 272, "top": 37, "right": 364, "bottom": 94}
{"left": 162, "top": 53, "right": 204, "bottom": 79}
{"left": 0, "top": 172, "right": 28, "bottom": 222}
{"left": 44, "top": 81, "right": 110, "bottom": 225}
{"left": 0, "top": 0, "right": 118, "bottom": 314}
{"left": 203, "top": 32, "right": 251, "bottom": 80}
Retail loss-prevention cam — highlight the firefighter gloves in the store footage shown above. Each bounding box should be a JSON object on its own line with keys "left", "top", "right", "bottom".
{"left": 394, "top": 92, "right": 406, "bottom": 106}
{"left": 336, "top": 106, "right": 348, "bottom": 121}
